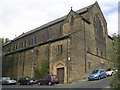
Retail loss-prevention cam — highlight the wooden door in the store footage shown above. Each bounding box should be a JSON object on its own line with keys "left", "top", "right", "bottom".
{"left": 57, "top": 68, "right": 64, "bottom": 83}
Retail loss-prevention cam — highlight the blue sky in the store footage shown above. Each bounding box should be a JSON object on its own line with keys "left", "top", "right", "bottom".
{"left": 0, "top": 0, "right": 119, "bottom": 40}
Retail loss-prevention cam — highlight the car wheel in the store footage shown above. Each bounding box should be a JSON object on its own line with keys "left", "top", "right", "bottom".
{"left": 27, "top": 82, "right": 30, "bottom": 85}
{"left": 38, "top": 82, "right": 41, "bottom": 85}
{"left": 105, "top": 75, "right": 107, "bottom": 78}
{"left": 88, "top": 79, "right": 91, "bottom": 81}
{"left": 56, "top": 82, "right": 59, "bottom": 84}
{"left": 6, "top": 81, "right": 8, "bottom": 85}
{"left": 48, "top": 82, "right": 52, "bottom": 85}
{"left": 18, "top": 82, "right": 21, "bottom": 85}
{"left": 98, "top": 76, "right": 100, "bottom": 80}
{"left": 111, "top": 72, "right": 114, "bottom": 76}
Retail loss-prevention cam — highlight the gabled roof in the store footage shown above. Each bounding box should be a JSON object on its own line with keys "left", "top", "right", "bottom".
{"left": 3, "top": 2, "right": 97, "bottom": 47}
{"left": 11, "top": 3, "right": 94, "bottom": 42}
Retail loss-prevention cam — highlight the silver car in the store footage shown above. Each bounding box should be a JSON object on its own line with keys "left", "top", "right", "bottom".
{"left": 1, "top": 77, "right": 16, "bottom": 85}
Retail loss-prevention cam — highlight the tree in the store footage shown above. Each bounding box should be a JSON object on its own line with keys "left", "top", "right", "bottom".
{"left": 118, "top": 35, "right": 120, "bottom": 88}
{"left": 0, "top": 38, "right": 11, "bottom": 51}
{"left": 34, "top": 59, "right": 49, "bottom": 79}
{"left": 108, "top": 34, "right": 120, "bottom": 89}
{"left": 4, "top": 38, "right": 11, "bottom": 44}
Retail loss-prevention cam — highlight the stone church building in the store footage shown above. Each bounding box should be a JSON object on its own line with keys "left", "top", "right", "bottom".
{"left": 2, "top": 2, "right": 113, "bottom": 83}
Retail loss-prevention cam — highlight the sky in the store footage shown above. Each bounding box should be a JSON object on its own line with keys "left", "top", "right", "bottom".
{"left": 0, "top": 0, "right": 119, "bottom": 40}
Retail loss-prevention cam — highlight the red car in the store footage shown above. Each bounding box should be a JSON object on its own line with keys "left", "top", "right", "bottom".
{"left": 37, "top": 75, "right": 59, "bottom": 85}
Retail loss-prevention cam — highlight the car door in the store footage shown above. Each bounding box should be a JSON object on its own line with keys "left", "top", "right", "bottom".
{"left": 101, "top": 70, "right": 104, "bottom": 78}
{"left": 2, "top": 78, "right": 6, "bottom": 84}
{"left": 22, "top": 78, "right": 26, "bottom": 84}
{"left": 41, "top": 76, "right": 46, "bottom": 84}
{"left": 20, "top": 78, "right": 23, "bottom": 84}
{"left": 25, "top": 78, "right": 29, "bottom": 84}
{"left": 44, "top": 76, "right": 49, "bottom": 84}
{"left": 100, "top": 70, "right": 103, "bottom": 78}
{"left": 2, "top": 78, "right": 8, "bottom": 84}
{"left": 103, "top": 70, "right": 106, "bottom": 77}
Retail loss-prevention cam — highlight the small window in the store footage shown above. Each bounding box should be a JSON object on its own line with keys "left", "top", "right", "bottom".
{"left": 60, "top": 45, "right": 63, "bottom": 55}
{"left": 21, "top": 41, "right": 24, "bottom": 48}
{"left": 24, "top": 40, "right": 27, "bottom": 47}
{"left": 32, "top": 38, "right": 34, "bottom": 45}
{"left": 44, "top": 31, "right": 47, "bottom": 41}
{"left": 28, "top": 40, "right": 31, "bottom": 46}
{"left": 34, "top": 36, "right": 37, "bottom": 44}
{"left": 18, "top": 43, "right": 19, "bottom": 49}
{"left": 87, "top": 47, "right": 90, "bottom": 53}
{"left": 59, "top": 25, "right": 62, "bottom": 36}
{"left": 48, "top": 30, "right": 52, "bottom": 39}
{"left": 14, "top": 44, "right": 17, "bottom": 50}
{"left": 57, "top": 45, "right": 63, "bottom": 56}
{"left": 70, "top": 16, "right": 74, "bottom": 25}
{"left": 8, "top": 47, "right": 10, "bottom": 52}
{"left": 23, "top": 41, "right": 25, "bottom": 48}
{"left": 57, "top": 45, "right": 59, "bottom": 55}
{"left": 96, "top": 48, "right": 98, "bottom": 55}
{"left": 26, "top": 40, "right": 27, "bottom": 46}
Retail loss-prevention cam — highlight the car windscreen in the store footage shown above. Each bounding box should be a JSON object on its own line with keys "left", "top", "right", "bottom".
{"left": 106, "top": 68, "right": 111, "bottom": 71}
{"left": 113, "top": 68, "right": 116, "bottom": 70}
{"left": 42, "top": 76, "right": 49, "bottom": 79}
{"left": 2, "top": 77, "right": 10, "bottom": 80}
{"left": 51, "top": 75, "right": 57, "bottom": 79}
{"left": 91, "top": 70, "right": 99, "bottom": 74}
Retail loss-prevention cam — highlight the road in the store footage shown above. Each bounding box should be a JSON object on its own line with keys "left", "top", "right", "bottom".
{"left": 2, "top": 77, "right": 112, "bottom": 89}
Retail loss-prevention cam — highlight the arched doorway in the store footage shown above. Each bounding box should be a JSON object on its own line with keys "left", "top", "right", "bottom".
{"left": 53, "top": 61, "right": 67, "bottom": 83}
{"left": 57, "top": 68, "right": 64, "bottom": 83}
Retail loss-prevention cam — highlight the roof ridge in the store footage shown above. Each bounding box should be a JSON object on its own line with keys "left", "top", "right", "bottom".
{"left": 12, "top": 3, "right": 94, "bottom": 42}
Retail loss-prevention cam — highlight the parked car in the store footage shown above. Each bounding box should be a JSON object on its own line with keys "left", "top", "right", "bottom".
{"left": 18, "top": 77, "right": 34, "bottom": 85}
{"left": 88, "top": 69, "right": 107, "bottom": 81}
{"left": 37, "top": 75, "right": 59, "bottom": 85}
{"left": 1, "top": 77, "right": 16, "bottom": 85}
{"left": 31, "top": 78, "right": 38, "bottom": 84}
{"left": 0, "top": 79, "right": 2, "bottom": 84}
{"left": 106, "top": 68, "right": 118, "bottom": 76}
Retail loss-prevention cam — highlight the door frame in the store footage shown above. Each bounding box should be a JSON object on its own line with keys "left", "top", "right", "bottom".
{"left": 53, "top": 61, "right": 67, "bottom": 83}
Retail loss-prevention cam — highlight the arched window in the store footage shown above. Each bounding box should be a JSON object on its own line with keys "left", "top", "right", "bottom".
{"left": 94, "top": 14, "right": 103, "bottom": 41}
{"left": 69, "top": 15, "right": 74, "bottom": 25}
{"left": 94, "top": 14, "right": 106, "bottom": 57}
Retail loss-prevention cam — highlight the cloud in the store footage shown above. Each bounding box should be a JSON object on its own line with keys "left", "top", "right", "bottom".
{"left": 0, "top": 0, "right": 119, "bottom": 39}
{"left": 107, "top": 11, "right": 118, "bottom": 36}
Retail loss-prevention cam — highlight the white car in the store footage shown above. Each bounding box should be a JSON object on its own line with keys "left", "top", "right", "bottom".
{"left": 1, "top": 77, "right": 16, "bottom": 85}
{"left": 106, "top": 68, "right": 118, "bottom": 76}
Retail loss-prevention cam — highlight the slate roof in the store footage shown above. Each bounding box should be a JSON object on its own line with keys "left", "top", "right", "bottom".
{"left": 4, "top": 3, "right": 94, "bottom": 46}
